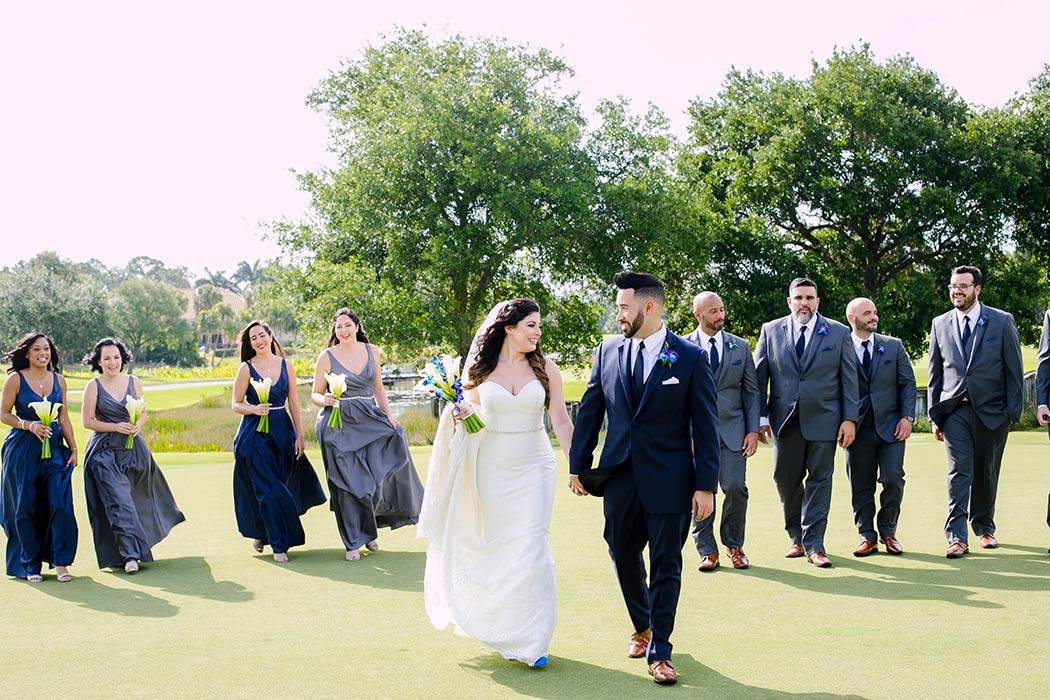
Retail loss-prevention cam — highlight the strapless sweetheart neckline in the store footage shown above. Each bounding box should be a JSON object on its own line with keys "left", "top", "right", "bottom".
{"left": 482, "top": 378, "right": 540, "bottom": 399}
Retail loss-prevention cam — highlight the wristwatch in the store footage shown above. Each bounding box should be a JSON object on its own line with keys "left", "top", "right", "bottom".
{"left": 451, "top": 405, "right": 461, "bottom": 418}
{"left": 904, "top": 416, "right": 915, "bottom": 423}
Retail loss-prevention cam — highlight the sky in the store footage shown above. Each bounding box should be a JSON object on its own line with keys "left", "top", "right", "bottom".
{"left": 3, "top": 1, "right": 1049, "bottom": 280}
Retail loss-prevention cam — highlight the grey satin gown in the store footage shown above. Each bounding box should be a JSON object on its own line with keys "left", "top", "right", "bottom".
{"left": 315, "top": 348, "right": 423, "bottom": 551}
{"left": 82, "top": 377, "right": 185, "bottom": 568}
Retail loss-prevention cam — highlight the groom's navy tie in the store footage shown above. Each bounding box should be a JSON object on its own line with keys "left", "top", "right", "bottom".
{"left": 795, "top": 325, "right": 807, "bottom": 360}
{"left": 708, "top": 337, "right": 720, "bottom": 373}
{"left": 632, "top": 340, "right": 646, "bottom": 400}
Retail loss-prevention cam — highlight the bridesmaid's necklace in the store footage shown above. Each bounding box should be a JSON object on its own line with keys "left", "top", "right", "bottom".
{"left": 26, "top": 369, "right": 48, "bottom": 391}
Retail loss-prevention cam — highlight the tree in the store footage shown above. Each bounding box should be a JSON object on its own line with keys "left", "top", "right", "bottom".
{"left": 193, "top": 283, "right": 223, "bottom": 315}
{"left": 0, "top": 252, "right": 109, "bottom": 363}
{"left": 124, "top": 256, "right": 190, "bottom": 288}
{"left": 278, "top": 29, "right": 599, "bottom": 359}
{"left": 108, "top": 278, "right": 193, "bottom": 362}
{"left": 1008, "top": 66, "right": 1050, "bottom": 284}
{"left": 681, "top": 46, "right": 1019, "bottom": 354}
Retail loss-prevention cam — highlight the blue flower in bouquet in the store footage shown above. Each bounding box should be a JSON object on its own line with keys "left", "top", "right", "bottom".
{"left": 414, "top": 354, "right": 484, "bottom": 433}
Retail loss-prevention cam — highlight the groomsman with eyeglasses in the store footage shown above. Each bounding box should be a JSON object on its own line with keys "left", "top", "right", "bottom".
{"left": 685, "top": 292, "right": 760, "bottom": 571}
{"left": 927, "top": 265, "right": 1023, "bottom": 559}
{"left": 842, "top": 298, "right": 916, "bottom": 556}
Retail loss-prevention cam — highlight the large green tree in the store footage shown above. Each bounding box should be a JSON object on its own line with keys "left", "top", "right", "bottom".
{"left": 681, "top": 46, "right": 1020, "bottom": 354}
{"left": 278, "top": 29, "right": 599, "bottom": 360}
{"left": 108, "top": 278, "right": 198, "bottom": 365}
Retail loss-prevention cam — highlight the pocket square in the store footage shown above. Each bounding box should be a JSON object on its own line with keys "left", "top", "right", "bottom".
{"left": 821, "top": 345, "right": 833, "bottom": 351}
{"left": 985, "top": 336, "right": 997, "bottom": 342}
{"left": 732, "top": 359, "right": 743, "bottom": 366}
{"left": 661, "top": 376, "right": 680, "bottom": 386}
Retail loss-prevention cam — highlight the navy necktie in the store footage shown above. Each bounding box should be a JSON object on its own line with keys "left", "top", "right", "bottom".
{"left": 961, "top": 315, "right": 972, "bottom": 349}
{"left": 861, "top": 339, "right": 871, "bottom": 376}
{"left": 632, "top": 340, "right": 646, "bottom": 399}
{"left": 708, "top": 337, "right": 720, "bottom": 373}
{"left": 795, "top": 325, "right": 807, "bottom": 359}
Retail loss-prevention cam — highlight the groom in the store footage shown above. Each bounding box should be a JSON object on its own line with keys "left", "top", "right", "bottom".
{"left": 569, "top": 271, "right": 720, "bottom": 685}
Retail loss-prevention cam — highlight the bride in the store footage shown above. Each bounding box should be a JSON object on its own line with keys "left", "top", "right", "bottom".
{"left": 419, "top": 298, "right": 574, "bottom": 667}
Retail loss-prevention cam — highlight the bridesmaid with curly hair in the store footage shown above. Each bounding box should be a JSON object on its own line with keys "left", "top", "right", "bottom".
{"left": 1, "top": 333, "right": 79, "bottom": 582}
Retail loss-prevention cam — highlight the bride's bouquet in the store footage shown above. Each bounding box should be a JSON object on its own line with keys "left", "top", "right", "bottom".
{"left": 27, "top": 400, "right": 62, "bottom": 459}
{"left": 250, "top": 377, "right": 273, "bottom": 433}
{"left": 415, "top": 355, "right": 484, "bottom": 434}
{"left": 124, "top": 395, "right": 146, "bottom": 449}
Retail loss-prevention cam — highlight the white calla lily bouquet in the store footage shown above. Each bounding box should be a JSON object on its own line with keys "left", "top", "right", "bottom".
{"left": 27, "top": 400, "right": 62, "bottom": 459}
{"left": 250, "top": 377, "right": 273, "bottom": 433}
{"left": 124, "top": 395, "right": 146, "bottom": 449}
{"left": 325, "top": 372, "right": 348, "bottom": 429}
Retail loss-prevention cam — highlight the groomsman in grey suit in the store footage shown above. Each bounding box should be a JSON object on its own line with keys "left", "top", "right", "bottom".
{"left": 928, "top": 265, "right": 1023, "bottom": 558}
{"left": 843, "top": 298, "right": 916, "bottom": 556}
{"left": 1037, "top": 310, "right": 1050, "bottom": 432}
{"left": 686, "top": 292, "right": 761, "bottom": 571}
{"left": 755, "top": 278, "right": 859, "bottom": 568}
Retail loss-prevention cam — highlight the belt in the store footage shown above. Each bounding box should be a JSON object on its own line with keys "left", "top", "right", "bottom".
{"left": 485, "top": 426, "right": 544, "bottom": 435}
{"left": 339, "top": 396, "right": 374, "bottom": 401}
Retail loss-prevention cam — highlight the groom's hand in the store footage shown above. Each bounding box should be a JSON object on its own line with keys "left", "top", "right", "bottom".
{"left": 692, "top": 490, "right": 714, "bottom": 521}
{"left": 568, "top": 475, "right": 589, "bottom": 496}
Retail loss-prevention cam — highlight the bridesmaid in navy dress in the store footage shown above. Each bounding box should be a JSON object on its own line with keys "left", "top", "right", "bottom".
{"left": 231, "top": 320, "right": 325, "bottom": 562}
{"left": 1, "top": 333, "right": 79, "bottom": 582}
{"left": 81, "top": 338, "right": 185, "bottom": 573}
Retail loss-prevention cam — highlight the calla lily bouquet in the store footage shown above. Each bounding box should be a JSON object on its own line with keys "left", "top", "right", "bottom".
{"left": 124, "top": 395, "right": 146, "bottom": 449}
{"left": 325, "top": 372, "right": 348, "bottom": 429}
{"left": 251, "top": 377, "right": 273, "bottom": 433}
{"left": 28, "top": 400, "right": 61, "bottom": 459}
{"left": 414, "top": 355, "right": 485, "bottom": 434}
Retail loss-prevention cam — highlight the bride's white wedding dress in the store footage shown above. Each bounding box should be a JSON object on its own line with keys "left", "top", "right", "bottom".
{"left": 419, "top": 379, "right": 557, "bottom": 665}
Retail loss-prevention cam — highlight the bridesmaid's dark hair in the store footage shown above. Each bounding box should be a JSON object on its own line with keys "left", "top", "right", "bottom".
{"left": 465, "top": 298, "right": 550, "bottom": 408}
{"left": 5, "top": 332, "right": 62, "bottom": 374}
{"left": 238, "top": 320, "right": 286, "bottom": 362}
{"left": 83, "top": 337, "right": 133, "bottom": 373}
{"left": 327, "top": 308, "right": 370, "bottom": 347}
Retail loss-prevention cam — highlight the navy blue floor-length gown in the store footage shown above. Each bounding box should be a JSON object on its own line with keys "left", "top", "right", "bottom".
{"left": 232, "top": 360, "right": 325, "bottom": 553}
{"left": 1, "top": 373, "right": 77, "bottom": 578}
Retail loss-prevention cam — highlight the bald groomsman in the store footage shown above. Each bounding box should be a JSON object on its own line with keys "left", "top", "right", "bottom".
{"left": 686, "top": 292, "right": 760, "bottom": 571}
{"left": 843, "top": 298, "right": 916, "bottom": 556}
{"left": 755, "top": 278, "right": 859, "bottom": 568}
{"left": 928, "top": 265, "right": 1023, "bottom": 558}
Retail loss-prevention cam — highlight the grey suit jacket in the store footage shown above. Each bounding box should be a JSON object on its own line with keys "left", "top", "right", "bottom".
{"left": 754, "top": 313, "right": 860, "bottom": 442}
{"left": 1036, "top": 310, "right": 1050, "bottom": 409}
{"left": 858, "top": 333, "right": 916, "bottom": 444}
{"left": 685, "top": 329, "right": 761, "bottom": 450}
{"left": 927, "top": 303, "right": 1024, "bottom": 430}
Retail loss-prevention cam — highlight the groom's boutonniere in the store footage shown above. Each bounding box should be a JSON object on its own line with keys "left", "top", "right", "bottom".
{"left": 726, "top": 339, "right": 738, "bottom": 350}
{"left": 816, "top": 322, "right": 829, "bottom": 336}
{"left": 657, "top": 343, "right": 679, "bottom": 368}
{"left": 877, "top": 342, "right": 886, "bottom": 354}
{"left": 977, "top": 315, "right": 988, "bottom": 327}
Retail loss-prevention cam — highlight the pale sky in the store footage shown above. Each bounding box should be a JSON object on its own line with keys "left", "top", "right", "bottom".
{"left": 3, "top": 1, "right": 1048, "bottom": 279}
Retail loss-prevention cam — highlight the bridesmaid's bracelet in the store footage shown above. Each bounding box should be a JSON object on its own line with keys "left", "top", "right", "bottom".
{"left": 18, "top": 418, "right": 25, "bottom": 430}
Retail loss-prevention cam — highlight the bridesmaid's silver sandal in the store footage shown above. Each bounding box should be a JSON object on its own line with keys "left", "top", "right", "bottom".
{"left": 26, "top": 574, "right": 44, "bottom": 584}
{"left": 273, "top": 553, "right": 289, "bottom": 563}
{"left": 252, "top": 539, "right": 264, "bottom": 553}
{"left": 124, "top": 560, "right": 139, "bottom": 574}
{"left": 365, "top": 540, "right": 379, "bottom": 553}
{"left": 346, "top": 550, "right": 361, "bottom": 562}
{"left": 56, "top": 570, "right": 72, "bottom": 583}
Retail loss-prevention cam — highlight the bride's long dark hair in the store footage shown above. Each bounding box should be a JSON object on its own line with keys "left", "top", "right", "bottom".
{"left": 465, "top": 298, "right": 550, "bottom": 408}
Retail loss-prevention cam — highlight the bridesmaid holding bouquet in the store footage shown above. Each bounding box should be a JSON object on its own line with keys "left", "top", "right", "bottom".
{"left": 81, "top": 337, "right": 185, "bottom": 573}
{"left": 231, "top": 320, "right": 325, "bottom": 562}
{"left": 0, "top": 333, "right": 78, "bottom": 582}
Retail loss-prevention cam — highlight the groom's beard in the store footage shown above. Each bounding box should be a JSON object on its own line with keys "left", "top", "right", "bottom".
{"left": 621, "top": 310, "right": 645, "bottom": 338}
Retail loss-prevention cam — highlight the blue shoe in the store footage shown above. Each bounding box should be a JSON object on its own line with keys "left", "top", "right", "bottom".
{"left": 530, "top": 656, "right": 548, "bottom": 668}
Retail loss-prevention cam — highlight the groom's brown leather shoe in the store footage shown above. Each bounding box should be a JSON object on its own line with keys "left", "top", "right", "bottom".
{"left": 785, "top": 543, "right": 805, "bottom": 558}
{"left": 946, "top": 541, "right": 969, "bottom": 558}
{"left": 628, "top": 629, "right": 651, "bottom": 658}
{"left": 980, "top": 534, "right": 998, "bottom": 549}
{"left": 880, "top": 536, "right": 903, "bottom": 555}
{"left": 648, "top": 660, "right": 677, "bottom": 684}
{"left": 727, "top": 547, "right": 749, "bottom": 569}
{"left": 698, "top": 553, "right": 719, "bottom": 572}
{"left": 853, "top": 539, "right": 878, "bottom": 557}
{"left": 808, "top": 551, "right": 832, "bottom": 567}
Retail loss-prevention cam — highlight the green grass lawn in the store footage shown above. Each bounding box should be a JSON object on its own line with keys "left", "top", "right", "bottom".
{"left": 4, "top": 435, "right": 1050, "bottom": 699}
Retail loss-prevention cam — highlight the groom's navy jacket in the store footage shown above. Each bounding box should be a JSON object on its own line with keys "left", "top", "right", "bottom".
{"left": 569, "top": 330, "right": 720, "bottom": 514}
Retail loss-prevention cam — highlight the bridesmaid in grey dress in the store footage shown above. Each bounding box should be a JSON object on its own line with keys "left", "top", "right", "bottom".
{"left": 81, "top": 338, "right": 184, "bottom": 573}
{"left": 312, "top": 308, "right": 423, "bottom": 561}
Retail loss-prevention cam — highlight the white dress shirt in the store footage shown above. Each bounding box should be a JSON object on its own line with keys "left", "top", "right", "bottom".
{"left": 954, "top": 303, "right": 982, "bottom": 343}
{"left": 630, "top": 324, "right": 667, "bottom": 384}
{"left": 851, "top": 333, "right": 874, "bottom": 364}
{"left": 695, "top": 328, "right": 724, "bottom": 362}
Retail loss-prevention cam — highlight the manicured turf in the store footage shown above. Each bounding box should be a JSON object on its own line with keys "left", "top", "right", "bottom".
{"left": 4, "top": 435, "right": 1050, "bottom": 699}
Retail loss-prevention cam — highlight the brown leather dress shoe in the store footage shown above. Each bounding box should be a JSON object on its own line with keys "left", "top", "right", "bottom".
{"left": 628, "top": 629, "right": 651, "bottom": 659}
{"left": 648, "top": 660, "right": 678, "bottom": 684}
{"left": 698, "top": 553, "right": 719, "bottom": 572}
{"left": 979, "top": 534, "right": 998, "bottom": 549}
{"left": 946, "top": 541, "right": 969, "bottom": 558}
{"left": 808, "top": 551, "right": 832, "bottom": 567}
{"left": 785, "top": 543, "right": 805, "bottom": 558}
{"left": 880, "top": 535, "right": 903, "bottom": 555}
{"left": 853, "top": 539, "right": 878, "bottom": 557}
{"left": 727, "top": 547, "right": 749, "bottom": 569}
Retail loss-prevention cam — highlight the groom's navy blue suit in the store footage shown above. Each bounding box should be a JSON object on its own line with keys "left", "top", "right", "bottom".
{"left": 570, "top": 330, "right": 720, "bottom": 663}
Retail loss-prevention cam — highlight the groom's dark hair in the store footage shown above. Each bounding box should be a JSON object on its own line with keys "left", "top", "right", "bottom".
{"left": 615, "top": 271, "right": 664, "bottom": 305}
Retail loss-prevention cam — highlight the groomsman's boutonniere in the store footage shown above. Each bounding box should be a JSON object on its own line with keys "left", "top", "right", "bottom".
{"left": 726, "top": 339, "right": 738, "bottom": 350}
{"left": 877, "top": 343, "right": 886, "bottom": 354}
{"left": 657, "top": 343, "right": 679, "bottom": 367}
{"left": 816, "top": 322, "right": 830, "bottom": 336}
{"left": 977, "top": 315, "right": 988, "bottom": 327}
